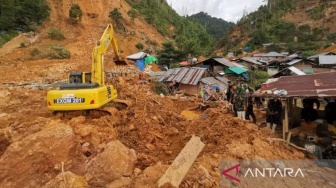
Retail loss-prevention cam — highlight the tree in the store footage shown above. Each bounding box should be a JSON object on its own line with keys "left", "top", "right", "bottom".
{"left": 16, "top": 0, "right": 50, "bottom": 31}
{"left": 0, "top": 0, "right": 15, "bottom": 30}
{"left": 109, "top": 8, "right": 123, "bottom": 26}
{"left": 69, "top": 4, "right": 82, "bottom": 24}
{"left": 157, "top": 41, "right": 181, "bottom": 66}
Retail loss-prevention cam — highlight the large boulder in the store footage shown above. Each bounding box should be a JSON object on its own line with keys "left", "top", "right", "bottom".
{"left": 42, "top": 171, "right": 88, "bottom": 188}
{"left": 85, "top": 140, "right": 137, "bottom": 187}
{"left": 0, "top": 124, "right": 85, "bottom": 188}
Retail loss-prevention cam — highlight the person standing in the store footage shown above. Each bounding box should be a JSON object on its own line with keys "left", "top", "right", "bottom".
{"left": 245, "top": 96, "right": 256, "bottom": 123}
{"left": 266, "top": 99, "right": 282, "bottom": 133}
{"left": 235, "top": 82, "right": 246, "bottom": 120}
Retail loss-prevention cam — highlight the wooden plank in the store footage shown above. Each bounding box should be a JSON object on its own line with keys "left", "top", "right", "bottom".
{"left": 286, "top": 132, "right": 292, "bottom": 143}
{"left": 158, "top": 135, "right": 205, "bottom": 187}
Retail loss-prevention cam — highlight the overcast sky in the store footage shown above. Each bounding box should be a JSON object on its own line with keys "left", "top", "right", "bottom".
{"left": 166, "top": 0, "right": 267, "bottom": 23}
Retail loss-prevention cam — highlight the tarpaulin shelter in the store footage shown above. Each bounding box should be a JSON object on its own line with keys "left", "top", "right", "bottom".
{"left": 224, "top": 67, "right": 247, "bottom": 74}
{"left": 136, "top": 59, "right": 145, "bottom": 71}
{"left": 126, "top": 52, "right": 147, "bottom": 60}
{"left": 145, "top": 56, "right": 158, "bottom": 65}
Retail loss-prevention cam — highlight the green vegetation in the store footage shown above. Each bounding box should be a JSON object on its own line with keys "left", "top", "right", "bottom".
{"left": 48, "top": 27, "right": 65, "bottom": 40}
{"left": 30, "top": 45, "right": 70, "bottom": 59}
{"left": 189, "top": 12, "right": 235, "bottom": 40}
{"left": 47, "top": 45, "right": 71, "bottom": 59}
{"left": 308, "top": 3, "right": 327, "bottom": 20}
{"left": 125, "top": 0, "right": 213, "bottom": 57}
{"left": 221, "top": 0, "right": 334, "bottom": 55}
{"left": 248, "top": 70, "right": 269, "bottom": 89}
{"left": 157, "top": 41, "right": 182, "bottom": 66}
{"left": 153, "top": 82, "right": 169, "bottom": 95}
{"left": 127, "top": 9, "right": 139, "bottom": 22}
{"left": 20, "top": 42, "right": 26, "bottom": 48}
{"left": 0, "top": 31, "right": 18, "bottom": 46}
{"left": 109, "top": 8, "right": 123, "bottom": 27}
{"left": 30, "top": 48, "right": 42, "bottom": 57}
{"left": 69, "top": 4, "right": 83, "bottom": 24}
{"left": 0, "top": 0, "right": 50, "bottom": 45}
{"left": 135, "top": 42, "right": 144, "bottom": 50}
{"left": 0, "top": 0, "right": 50, "bottom": 31}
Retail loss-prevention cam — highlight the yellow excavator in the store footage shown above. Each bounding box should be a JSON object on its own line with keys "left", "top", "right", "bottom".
{"left": 47, "top": 24, "right": 127, "bottom": 114}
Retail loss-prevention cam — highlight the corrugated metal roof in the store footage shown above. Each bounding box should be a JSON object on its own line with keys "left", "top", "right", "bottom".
{"left": 308, "top": 52, "right": 333, "bottom": 60}
{"left": 286, "top": 59, "right": 303, "bottom": 65}
{"left": 253, "top": 53, "right": 265, "bottom": 57}
{"left": 263, "top": 52, "right": 285, "bottom": 57}
{"left": 156, "top": 67, "right": 207, "bottom": 85}
{"left": 213, "top": 58, "right": 235, "bottom": 67}
{"left": 288, "top": 66, "right": 306, "bottom": 75}
{"left": 200, "top": 76, "right": 229, "bottom": 91}
{"left": 255, "top": 72, "right": 336, "bottom": 98}
{"left": 319, "top": 55, "right": 336, "bottom": 65}
{"left": 287, "top": 53, "right": 299, "bottom": 58}
{"left": 240, "top": 57, "right": 263, "bottom": 65}
{"left": 231, "top": 61, "right": 247, "bottom": 69}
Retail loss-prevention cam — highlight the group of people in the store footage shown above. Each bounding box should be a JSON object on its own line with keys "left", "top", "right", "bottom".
{"left": 226, "top": 81, "right": 257, "bottom": 124}
{"left": 225, "top": 82, "right": 336, "bottom": 159}
{"left": 226, "top": 81, "right": 283, "bottom": 133}
{"left": 298, "top": 98, "right": 336, "bottom": 159}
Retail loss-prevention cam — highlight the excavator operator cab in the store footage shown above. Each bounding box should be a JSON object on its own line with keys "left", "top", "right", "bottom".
{"left": 69, "top": 72, "right": 83, "bottom": 83}
{"left": 69, "top": 72, "right": 92, "bottom": 84}
{"left": 60, "top": 72, "right": 98, "bottom": 90}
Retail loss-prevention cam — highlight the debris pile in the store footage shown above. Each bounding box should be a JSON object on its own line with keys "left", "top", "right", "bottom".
{"left": 0, "top": 77, "right": 334, "bottom": 188}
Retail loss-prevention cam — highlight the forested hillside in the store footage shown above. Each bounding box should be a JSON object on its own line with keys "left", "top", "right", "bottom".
{"left": 0, "top": 0, "right": 50, "bottom": 45}
{"left": 189, "top": 12, "right": 235, "bottom": 40}
{"left": 220, "top": 0, "right": 336, "bottom": 57}
{"left": 125, "top": 0, "right": 214, "bottom": 59}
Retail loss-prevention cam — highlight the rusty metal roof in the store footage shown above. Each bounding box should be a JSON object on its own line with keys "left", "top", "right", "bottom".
{"left": 156, "top": 67, "right": 207, "bottom": 85}
{"left": 254, "top": 72, "right": 336, "bottom": 98}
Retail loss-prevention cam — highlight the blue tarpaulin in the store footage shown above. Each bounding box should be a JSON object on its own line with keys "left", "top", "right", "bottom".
{"left": 242, "top": 73, "right": 250, "bottom": 81}
{"left": 136, "top": 59, "right": 145, "bottom": 71}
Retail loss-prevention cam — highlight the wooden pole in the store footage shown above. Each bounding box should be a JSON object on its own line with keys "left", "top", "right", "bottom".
{"left": 282, "top": 99, "right": 289, "bottom": 140}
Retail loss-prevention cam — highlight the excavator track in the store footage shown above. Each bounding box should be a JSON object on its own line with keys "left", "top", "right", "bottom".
{"left": 52, "top": 99, "right": 132, "bottom": 119}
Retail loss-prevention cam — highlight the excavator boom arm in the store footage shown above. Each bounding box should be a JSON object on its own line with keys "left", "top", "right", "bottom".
{"left": 91, "top": 24, "right": 121, "bottom": 85}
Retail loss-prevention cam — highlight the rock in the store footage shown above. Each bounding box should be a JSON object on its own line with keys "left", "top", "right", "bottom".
{"left": 106, "top": 177, "right": 131, "bottom": 188}
{"left": 69, "top": 116, "right": 86, "bottom": 125}
{"left": 0, "top": 129, "right": 11, "bottom": 156}
{"left": 81, "top": 142, "right": 95, "bottom": 158}
{"left": 0, "top": 124, "right": 85, "bottom": 188}
{"left": 128, "top": 124, "right": 136, "bottom": 131}
{"left": 85, "top": 140, "right": 137, "bottom": 187}
{"left": 133, "top": 162, "right": 168, "bottom": 188}
{"left": 42, "top": 171, "right": 88, "bottom": 188}
{"left": 134, "top": 168, "right": 142, "bottom": 175}
{"left": 145, "top": 143, "right": 156, "bottom": 151}
{"left": 117, "top": 77, "right": 126, "bottom": 85}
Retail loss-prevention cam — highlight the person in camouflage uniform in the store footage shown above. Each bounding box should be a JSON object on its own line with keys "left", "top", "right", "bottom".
{"left": 233, "top": 82, "right": 246, "bottom": 120}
